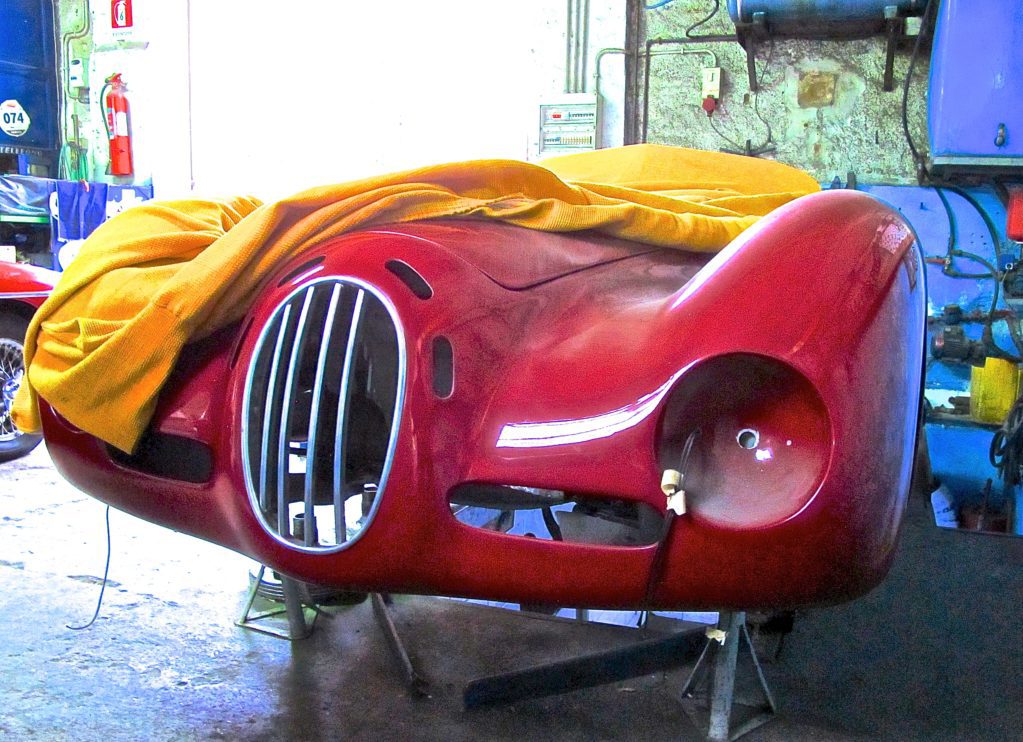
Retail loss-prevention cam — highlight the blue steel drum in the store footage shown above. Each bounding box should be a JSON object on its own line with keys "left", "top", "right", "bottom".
{"left": 727, "top": 0, "right": 923, "bottom": 24}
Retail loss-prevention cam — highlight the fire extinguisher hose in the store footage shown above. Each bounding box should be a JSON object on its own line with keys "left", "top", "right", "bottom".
{"left": 99, "top": 82, "right": 114, "bottom": 176}
{"left": 99, "top": 82, "right": 112, "bottom": 140}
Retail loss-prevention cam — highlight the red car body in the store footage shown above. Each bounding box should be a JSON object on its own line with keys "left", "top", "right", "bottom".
{"left": 0, "top": 259, "right": 52, "bottom": 310}
{"left": 41, "top": 190, "right": 926, "bottom": 610}
{"left": 1, "top": 260, "right": 56, "bottom": 462}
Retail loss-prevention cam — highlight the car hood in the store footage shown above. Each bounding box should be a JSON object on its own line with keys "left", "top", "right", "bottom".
{"left": 359, "top": 220, "right": 663, "bottom": 290}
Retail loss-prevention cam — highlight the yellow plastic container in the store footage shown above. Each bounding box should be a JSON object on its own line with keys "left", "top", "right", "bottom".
{"left": 970, "top": 357, "right": 1023, "bottom": 423}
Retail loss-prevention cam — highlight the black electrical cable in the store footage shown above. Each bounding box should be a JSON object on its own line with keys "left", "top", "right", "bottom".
{"left": 644, "top": 429, "right": 700, "bottom": 603}
{"left": 751, "top": 38, "right": 776, "bottom": 146}
{"left": 541, "top": 506, "right": 564, "bottom": 542}
{"left": 932, "top": 187, "right": 1023, "bottom": 360}
{"left": 990, "top": 395, "right": 1023, "bottom": 485}
{"left": 684, "top": 0, "right": 720, "bottom": 37}
{"left": 901, "top": 0, "right": 936, "bottom": 182}
{"left": 947, "top": 186, "right": 1004, "bottom": 264}
{"left": 708, "top": 38, "right": 775, "bottom": 155}
{"left": 67, "top": 505, "right": 111, "bottom": 631}
{"left": 708, "top": 114, "right": 746, "bottom": 152}
{"left": 951, "top": 187, "right": 1023, "bottom": 358}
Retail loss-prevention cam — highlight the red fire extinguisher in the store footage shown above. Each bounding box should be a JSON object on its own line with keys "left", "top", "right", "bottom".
{"left": 102, "top": 73, "right": 133, "bottom": 177}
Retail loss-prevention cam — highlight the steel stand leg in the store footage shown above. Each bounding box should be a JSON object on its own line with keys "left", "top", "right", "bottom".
{"left": 371, "top": 593, "right": 428, "bottom": 696}
{"left": 236, "top": 565, "right": 318, "bottom": 641}
{"left": 281, "top": 576, "right": 312, "bottom": 640}
{"left": 679, "top": 611, "right": 777, "bottom": 742}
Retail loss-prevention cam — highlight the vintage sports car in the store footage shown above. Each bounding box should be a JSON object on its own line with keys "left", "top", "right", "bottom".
{"left": 40, "top": 189, "right": 925, "bottom": 610}
{"left": 1, "top": 260, "right": 55, "bottom": 462}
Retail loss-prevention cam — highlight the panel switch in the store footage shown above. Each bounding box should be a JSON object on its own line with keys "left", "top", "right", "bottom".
{"left": 701, "top": 67, "right": 722, "bottom": 101}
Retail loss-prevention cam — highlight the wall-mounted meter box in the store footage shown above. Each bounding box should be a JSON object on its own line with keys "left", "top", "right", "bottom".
{"left": 538, "top": 94, "right": 600, "bottom": 159}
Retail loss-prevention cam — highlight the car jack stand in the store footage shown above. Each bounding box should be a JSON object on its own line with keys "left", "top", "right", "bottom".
{"left": 371, "top": 593, "right": 429, "bottom": 697}
{"left": 678, "top": 611, "right": 777, "bottom": 742}
{"left": 236, "top": 565, "right": 319, "bottom": 640}
{"left": 463, "top": 622, "right": 705, "bottom": 709}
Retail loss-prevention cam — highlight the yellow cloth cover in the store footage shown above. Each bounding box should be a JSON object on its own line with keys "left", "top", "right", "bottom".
{"left": 14, "top": 144, "right": 818, "bottom": 452}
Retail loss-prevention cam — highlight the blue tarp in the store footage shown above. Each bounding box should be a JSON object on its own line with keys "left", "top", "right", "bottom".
{"left": 0, "top": 175, "right": 153, "bottom": 270}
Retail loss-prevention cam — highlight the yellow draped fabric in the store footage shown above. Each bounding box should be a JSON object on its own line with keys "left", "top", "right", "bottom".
{"left": 13, "top": 144, "right": 818, "bottom": 452}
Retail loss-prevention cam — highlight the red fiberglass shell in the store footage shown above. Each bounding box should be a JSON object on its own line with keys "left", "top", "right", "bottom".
{"left": 0, "top": 260, "right": 57, "bottom": 309}
{"left": 41, "top": 189, "right": 926, "bottom": 611}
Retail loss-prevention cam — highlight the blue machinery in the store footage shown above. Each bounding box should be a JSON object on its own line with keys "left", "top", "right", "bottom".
{"left": 0, "top": 0, "right": 59, "bottom": 175}
{"left": 723, "top": 0, "right": 1023, "bottom": 536}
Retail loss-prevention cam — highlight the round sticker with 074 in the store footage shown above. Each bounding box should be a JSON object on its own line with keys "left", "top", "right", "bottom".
{"left": 0, "top": 100, "right": 31, "bottom": 138}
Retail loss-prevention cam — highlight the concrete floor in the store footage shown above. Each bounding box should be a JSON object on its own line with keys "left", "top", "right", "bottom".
{"left": 1, "top": 445, "right": 1020, "bottom": 741}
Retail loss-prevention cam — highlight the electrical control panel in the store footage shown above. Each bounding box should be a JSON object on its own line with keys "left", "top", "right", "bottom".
{"left": 538, "top": 94, "right": 599, "bottom": 159}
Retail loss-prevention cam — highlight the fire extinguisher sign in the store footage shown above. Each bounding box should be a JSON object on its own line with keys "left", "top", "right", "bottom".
{"left": 0, "top": 100, "right": 31, "bottom": 138}
{"left": 112, "top": 0, "right": 134, "bottom": 31}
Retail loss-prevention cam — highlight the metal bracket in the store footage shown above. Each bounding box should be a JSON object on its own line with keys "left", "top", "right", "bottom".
{"left": 679, "top": 611, "right": 777, "bottom": 742}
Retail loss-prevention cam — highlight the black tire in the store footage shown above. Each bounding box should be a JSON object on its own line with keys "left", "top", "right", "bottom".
{"left": 0, "top": 313, "right": 42, "bottom": 463}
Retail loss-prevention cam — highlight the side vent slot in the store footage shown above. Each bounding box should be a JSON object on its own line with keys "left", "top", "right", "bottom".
{"left": 107, "top": 433, "right": 213, "bottom": 484}
{"left": 449, "top": 484, "right": 663, "bottom": 547}
{"left": 277, "top": 256, "right": 325, "bottom": 287}
{"left": 432, "top": 336, "right": 454, "bottom": 398}
{"left": 386, "top": 259, "right": 433, "bottom": 299}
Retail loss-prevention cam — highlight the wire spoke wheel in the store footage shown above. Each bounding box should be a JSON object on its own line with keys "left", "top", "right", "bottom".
{"left": 0, "top": 336, "right": 25, "bottom": 441}
{"left": 0, "top": 314, "right": 42, "bottom": 462}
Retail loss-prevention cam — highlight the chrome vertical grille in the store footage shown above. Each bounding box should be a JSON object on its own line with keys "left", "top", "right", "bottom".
{"left": 242, "top": 277, "right": 404, "bottom": 552}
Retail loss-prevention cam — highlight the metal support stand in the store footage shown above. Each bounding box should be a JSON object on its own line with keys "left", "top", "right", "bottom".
{"left": 236, "top": 565, "right": 317, "bottom": 640}
{"left": 371, "top": 593, "right": 428, "bottom": 696}
{"left": 679, "top": 612, "right": 777, "bottom": 742}
{"left": 464, "top": 623, "right": 704, "bottom": 708}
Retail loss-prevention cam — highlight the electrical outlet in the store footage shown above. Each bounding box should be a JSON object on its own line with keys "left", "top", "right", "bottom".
{"left": 701, "top": 67, "right": 722, "bottom": 100}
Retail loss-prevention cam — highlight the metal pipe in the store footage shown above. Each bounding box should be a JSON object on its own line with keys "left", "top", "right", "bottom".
{"left": 186, "top": 0, "right": 196, "bottom": 190}
{"left": 566, "top": 0, "right": 575, "bottom": 92}
{"left": 642, "top": 35, "right": 738, "bottom": 141}
{"left": 579, "top": 0, "right": 590, "bottom": 92}
{"left": 593, "top": 47, "right": 626, "bottom": 98}
{"left": 650, "top": 47, "right": 718, "bottom": 67}
{"left": 59, "top": 0, "right": 92, "bottom": 177}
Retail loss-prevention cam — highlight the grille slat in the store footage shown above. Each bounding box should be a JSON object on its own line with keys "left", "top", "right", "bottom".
{"left": 258, "top": 304, "right": 293, "bottom": 512}
{"left": 243, "top": 277, "right": 403, "bottom": 553}
{"left": 303, "top": 283, "right": 343, "bottom": 547}
{"left": 334, "top": 289, "right": 365, "bottom": 545}
{"left": 276, "top": 287, "right": 316, "bottom": 536}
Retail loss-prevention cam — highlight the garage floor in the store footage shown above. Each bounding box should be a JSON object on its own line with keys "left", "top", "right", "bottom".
{"left": 1, "top": 446, "right": 1020, "bottom": 741}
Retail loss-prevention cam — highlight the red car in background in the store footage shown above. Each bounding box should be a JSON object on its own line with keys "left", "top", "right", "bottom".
{"left": 1, "top": 260, "right": 56, "bottom": 462}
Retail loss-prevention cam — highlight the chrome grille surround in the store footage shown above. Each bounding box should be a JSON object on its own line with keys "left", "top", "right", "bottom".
{"left": 241, "top": 276, "right": 406, "bottom": 553}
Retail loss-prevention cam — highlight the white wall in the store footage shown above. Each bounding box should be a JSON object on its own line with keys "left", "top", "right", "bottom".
{"left": 137, "top": 0, "right": 624, "bottom": 200}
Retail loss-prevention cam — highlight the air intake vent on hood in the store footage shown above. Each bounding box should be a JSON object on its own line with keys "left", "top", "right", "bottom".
{"left": 242, "top": 277, "right": 404, "bottom": 552}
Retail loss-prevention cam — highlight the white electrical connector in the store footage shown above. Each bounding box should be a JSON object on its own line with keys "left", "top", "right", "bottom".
{"left": 69, "top": 59, "right": 85, "bottom": 88}
{"left": 661, "top": 469, "right": 686, "bottom": 515}
{"left": 701, "top": 67, "right": 722, "bottom": 101}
